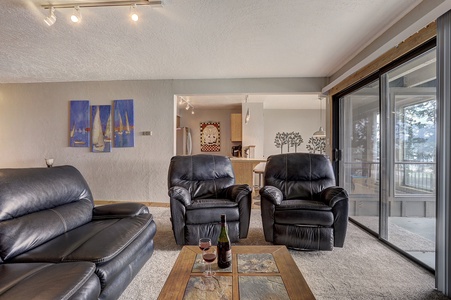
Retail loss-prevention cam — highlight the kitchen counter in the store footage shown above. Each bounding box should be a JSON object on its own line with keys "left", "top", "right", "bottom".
{"left": 230, "top": 158, "right": 266, "bottom": 190}
{"left": 229, "top": 157, "right": 266, "bottom": 162}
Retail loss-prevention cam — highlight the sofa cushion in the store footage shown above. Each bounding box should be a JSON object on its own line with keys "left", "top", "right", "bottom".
{"left": 0, "top": 166, "right": 93, "bottom": 222}
{"left": 9, "top": 214, "right": 154, "bottom": 264}
{"left": 0, "top": 200, "right": 92, "bottom": 261}
{"left": 0, "top": 262, "right": 100, "bottom": 300}
{"left": 0, "top": 166, "right": 94, "bottom": 260}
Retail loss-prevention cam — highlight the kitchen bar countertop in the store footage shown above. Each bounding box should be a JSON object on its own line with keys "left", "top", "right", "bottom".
{"left": 229, "top": 157, "right": 266, "bottom": 162}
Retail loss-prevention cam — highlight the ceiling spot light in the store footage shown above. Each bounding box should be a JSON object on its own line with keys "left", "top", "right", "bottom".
{"left": 130, "top": 4, "right": 139, "bottom": 22}
{"left": 71, "top": 6, "right": 82, "bottom": 23}
{"left": 44, "top": 7, "right": 56, "bottom": 26}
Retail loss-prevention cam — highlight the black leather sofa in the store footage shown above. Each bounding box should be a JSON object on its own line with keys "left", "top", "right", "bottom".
{"left": 0, "top": 165, "right": 157, "bottom": 300}
{"left": 260, "top": 153, "right": 349, "bottom": 250}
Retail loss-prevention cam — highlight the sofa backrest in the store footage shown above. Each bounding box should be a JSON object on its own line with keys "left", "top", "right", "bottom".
{"left": 168, "top": 155, "right": 235, "bottom": 199}
{"left": 0, "top": 165, "right": 94, "bottom": 261}
{"left": 264, "top": 153, "right": 336, "bottom": 200}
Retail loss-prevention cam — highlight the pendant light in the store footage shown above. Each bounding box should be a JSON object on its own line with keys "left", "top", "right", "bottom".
{"left": 313, "top": 96, "right": 326, "bottom": 137}
{"left": 245, "top": 95, "right": 250, "bottom": 124}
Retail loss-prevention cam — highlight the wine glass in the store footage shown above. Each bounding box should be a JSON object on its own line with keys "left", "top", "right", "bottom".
{"left": 202, "top": 247, "right": 216, "bottom": 277}
{"left": 199, "top": 238, "right": 211, "bottom": 251}
{"left": 198, "top": 238, "right": 211, "bottom": 266}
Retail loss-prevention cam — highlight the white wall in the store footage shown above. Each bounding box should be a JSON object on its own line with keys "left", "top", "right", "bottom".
{"left": 0, "top": 80, "right": 173, "bottom": 202}
{"left": 0, "top": 77, "right": 326, "bottom": 203}
{"left": 263, "top": 109, "right": 322, "bottom": 157}
{"left": 242, "top": 102, "right": 264, "bottom": 158}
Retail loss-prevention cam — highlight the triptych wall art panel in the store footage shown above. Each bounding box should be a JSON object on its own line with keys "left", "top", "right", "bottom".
{"left": 91, "top": 105, "right": 112, "bottom": 153}
{"left": 69, "top": 100, "right": 90, "bottom": 147}
{"left": 200, "top": 121, "right": 220, "bottom": 152}
{"left": 69, "top": 99, "right": 134, "bottom": 152}
{"left": 113, "top": 99, "right": 134, "bottom": 148}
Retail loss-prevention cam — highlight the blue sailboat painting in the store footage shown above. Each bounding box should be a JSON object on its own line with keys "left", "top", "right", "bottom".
{"left": 113, "top": 99, "right": 134, "bottom": 147}
{"left": 91, "top": 105, "right": 112, "bottom": 153}
{"left": 69, "top": 100, "right": 90, "bottom": 147}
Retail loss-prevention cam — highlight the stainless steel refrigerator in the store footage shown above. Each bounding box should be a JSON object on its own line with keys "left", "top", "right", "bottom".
{"left": 176, "top": 127, "right": 192, "bottom": 155}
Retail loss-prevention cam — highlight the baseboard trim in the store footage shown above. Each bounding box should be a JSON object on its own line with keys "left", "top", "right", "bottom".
{"left": 94, "top": 200, "right": 170, "bottom": 207}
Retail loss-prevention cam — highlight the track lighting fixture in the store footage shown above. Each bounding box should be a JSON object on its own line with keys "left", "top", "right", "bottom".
{"left": 41, "top": 1, "right": 163, "bottom": 26}
{"left": 44, "top": 7, "right": 56, "bottom": 26}
{"left": 130, "top": 4, "right": 139, "bottom": 22}
{"left": 70, "top": 6, "right": 81, "bottom": 23}
{"left": 179, "top": 97, "right": 195, "bottom": 115}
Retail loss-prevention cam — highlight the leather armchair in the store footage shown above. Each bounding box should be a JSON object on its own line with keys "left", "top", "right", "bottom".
{"left": 168, "top": 154, "right": 252, "bottom": 245}
{"left": 260, "top": 153, "right": 349, "bottom": 250}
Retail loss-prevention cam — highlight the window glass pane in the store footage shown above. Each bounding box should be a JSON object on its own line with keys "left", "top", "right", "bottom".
{"left": 386, "top": 48, "right": 436, "bottom": 269}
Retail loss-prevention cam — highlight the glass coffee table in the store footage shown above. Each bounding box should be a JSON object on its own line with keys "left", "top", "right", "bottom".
{"left": 158, "top": 245, "right": 315, "bottom": 300}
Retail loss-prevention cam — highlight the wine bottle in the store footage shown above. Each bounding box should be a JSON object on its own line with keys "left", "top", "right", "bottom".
{"left": 217, "top": 214, "right": 232, "bottom": 268}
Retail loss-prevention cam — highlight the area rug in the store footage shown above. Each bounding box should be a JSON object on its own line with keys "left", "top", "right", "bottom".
{"left": 119, "top": 207, "right": 446, "bottom": 300}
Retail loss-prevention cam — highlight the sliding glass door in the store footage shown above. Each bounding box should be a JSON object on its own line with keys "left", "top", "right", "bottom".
{"left": 338, "top": 46, "right": 437, "bottom": 270}
{"left": 382, "top": 48, "right": 436, "bottom": 269}
{"left": 339, "top": 79, "right": 380, "bottom": 233}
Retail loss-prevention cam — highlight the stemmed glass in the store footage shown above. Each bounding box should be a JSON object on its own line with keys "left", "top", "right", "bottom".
{"left": 202, "top": 247, "right": 216, "bottom": 277}
{"left": 199, "top": 238, "right": 211, "bottom": 252}
{"left": 198, "top": 238, "right": 211, "bottom": 266}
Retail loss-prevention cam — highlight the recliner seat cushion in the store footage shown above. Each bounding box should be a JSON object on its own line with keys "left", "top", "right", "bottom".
{"left": 187, "top": 198, "right": 238, "bottom": 209}
{"left": 186, "top": 204, "right": 239, "bottom": 224}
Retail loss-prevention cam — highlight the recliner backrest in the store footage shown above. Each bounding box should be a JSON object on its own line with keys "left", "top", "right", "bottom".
{"left": 264, "top": 153, "right": 336, "bottom": 200}
{"left": 168, "top": 155, "right": 235, "bottom": 199}
{"left": 0, "top": 165, "right": 94, "bottom": 261}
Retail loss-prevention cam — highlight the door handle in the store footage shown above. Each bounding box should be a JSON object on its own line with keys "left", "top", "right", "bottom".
{"left": 333, "top": 149, "right": 342, "bottom": 162}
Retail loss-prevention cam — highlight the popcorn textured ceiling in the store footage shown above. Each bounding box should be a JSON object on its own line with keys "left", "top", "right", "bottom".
{"left": 0, "top": 0, "right": 421, "bottom": 83}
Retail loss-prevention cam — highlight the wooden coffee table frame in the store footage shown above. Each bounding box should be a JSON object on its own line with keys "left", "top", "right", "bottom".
{"left": 158, "top": 245, "right": 315, "bottom": 300}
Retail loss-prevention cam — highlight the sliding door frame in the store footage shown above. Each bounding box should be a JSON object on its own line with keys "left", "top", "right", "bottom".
{"left": 332, "top": 38, "right": 437, "bottom": 272}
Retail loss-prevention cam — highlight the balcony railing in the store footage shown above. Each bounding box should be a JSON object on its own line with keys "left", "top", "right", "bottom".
{"left": 395, "top": 161, "right": 435, "bottom": 195}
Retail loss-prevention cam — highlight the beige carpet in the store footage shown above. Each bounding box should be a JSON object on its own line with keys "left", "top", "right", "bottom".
{"left": 119, "top": 207, "right": 447, "bottom": 300}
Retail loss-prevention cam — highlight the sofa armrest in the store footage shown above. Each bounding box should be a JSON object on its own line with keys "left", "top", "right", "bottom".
{"left": 319, "top": 186, "right": 349, "bottom": 207}
{"left": 92, "top": 202, "right": 149, "bottom": 219}
{"left": 168, "top": 186, "right": 192, "bottom": 206}
{"left": 259, "top": 186, "right": 283, "bottom": 205}
{"left": 222, "top": 184, "right": 252, "bottom": 202}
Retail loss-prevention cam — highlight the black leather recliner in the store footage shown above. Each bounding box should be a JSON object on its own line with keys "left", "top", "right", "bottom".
{"left": 260, "top": 153, "right": 349, "bottom": 250}
{"left": 168, "top": 154, "right": 252, "bottom": 245}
